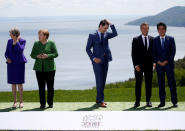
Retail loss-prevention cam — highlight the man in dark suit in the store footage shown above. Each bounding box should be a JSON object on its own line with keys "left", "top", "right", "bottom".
{"left": 131, "top": 23, "right": 154, "bottom": 108}
{"left": 86, "top": 19, "right": 118, "bottom": 107}
{"left": 153, "top": 22, "right": 178, "bottom": 108}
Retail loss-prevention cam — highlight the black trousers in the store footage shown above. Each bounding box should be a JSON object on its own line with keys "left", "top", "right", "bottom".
{"left": 134, "top": 65, "right": 153, "bottom": 103}
{"left": 36, "top": 71, "right": 55, "bottom": 106}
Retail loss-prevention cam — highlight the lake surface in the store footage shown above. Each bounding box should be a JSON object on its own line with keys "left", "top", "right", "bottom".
{"left": 0, "top": 16, "right": 185, "bottom": 91}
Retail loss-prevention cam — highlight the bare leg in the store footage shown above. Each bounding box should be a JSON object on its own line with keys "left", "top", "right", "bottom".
{"left": 12, "top": 84, "right": 17, "bottom": 107}
{"left": 18, "top": 84, "right": 23, "bottom": 107}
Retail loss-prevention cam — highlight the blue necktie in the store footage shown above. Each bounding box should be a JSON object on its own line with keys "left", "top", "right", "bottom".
{"left": 161, "top": 38, "right": 165, "bottom": 49}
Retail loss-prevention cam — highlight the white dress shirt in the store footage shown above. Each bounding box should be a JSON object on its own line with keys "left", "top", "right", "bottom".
{"left": 141, "top": 34, "right": 149, "bottom": 50}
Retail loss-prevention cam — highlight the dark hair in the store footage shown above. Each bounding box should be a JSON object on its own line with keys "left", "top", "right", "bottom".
{"left": 99, "top": 19, "right": 109, "bottom": 27}
{"left": 157, "top": 22, "right": 167, "bottom": 30}
{"left": 140, "top": 22, "right": 149, "bottom": 29}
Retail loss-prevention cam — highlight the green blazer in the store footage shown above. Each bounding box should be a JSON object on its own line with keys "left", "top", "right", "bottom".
{"left": 30, "top": 40, "right": 58, "bottom": 72}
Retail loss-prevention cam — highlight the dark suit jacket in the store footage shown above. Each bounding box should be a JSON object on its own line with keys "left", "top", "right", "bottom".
{"left": 86, "top": 25, "right": 118, "bottom": 63}
{"left": 5, "top": 38, "right": 27, "bottom": 64}
{"left": 152, "top": 35, "right": 176, "bottom": 66}
{"left": 131, "top": 35, "right": 154, "bottom": 68}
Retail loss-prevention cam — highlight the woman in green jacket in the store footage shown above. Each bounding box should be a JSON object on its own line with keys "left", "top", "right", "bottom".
{"left": 31, "top": 29, "right": 58, "bottom": 109}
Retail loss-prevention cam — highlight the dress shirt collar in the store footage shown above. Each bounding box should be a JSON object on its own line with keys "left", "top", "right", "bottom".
{"left": 97, "top": 30, "right": 105, "bottom": 39}
{"left": 142, "top": 34, "right": 148, "bottom": 39}
{"left": 160, "top": 35, "right": 166, "bottom": 40}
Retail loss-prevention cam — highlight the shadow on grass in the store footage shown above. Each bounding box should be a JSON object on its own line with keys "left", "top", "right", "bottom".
{"left": 0, "top": 107, "right": 17, "bottom": 112}
{"left": 144, "top": 106, "right": 175, "bottom": 111}
{"left": 124, "top": 106, "right": 147, "bottom": 111}
{"left": 75, "top": 103, "right": 100, "bottom": 111}
{"left": 123, "top": 105, "right": 175, "bottom": 111}
{"left": 22, "top": 107, "right": 47, "bottom": 112}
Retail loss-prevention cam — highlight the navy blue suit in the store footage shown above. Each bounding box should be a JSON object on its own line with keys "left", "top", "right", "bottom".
{"left": 86, "top": 25, "right": 118, "bottom": 102}
{"left": 152, "top": 35, "right": 177, "bottom": 104}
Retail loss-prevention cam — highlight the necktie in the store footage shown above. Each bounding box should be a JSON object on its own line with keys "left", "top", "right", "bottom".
{"left": 144, "top": 37, "right": 147, "bottom": 50}
{"left": 161, "top": 38, "right": 165, "bottom": 49}
{"left": 101, "top": 33, "right": 106, "bottom": 56}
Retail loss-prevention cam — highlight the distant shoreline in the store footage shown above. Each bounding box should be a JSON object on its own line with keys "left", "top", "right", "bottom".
{"left": 126, "top": 6, "right": 185, "bottom": 28}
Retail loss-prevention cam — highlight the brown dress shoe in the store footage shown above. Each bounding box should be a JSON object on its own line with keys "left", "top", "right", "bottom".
{"left": 96, "top": 100, "right": 107, "bottom": 105}
{"left": 99, "top": 102, "right": 107, "bottom": 108}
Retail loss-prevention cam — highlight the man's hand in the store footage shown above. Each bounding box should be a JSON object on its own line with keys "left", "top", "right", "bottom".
{"left": 7, "top": 58, "right": 12, "bottom": 64}
{"left": 153, "top": 63, "right": 156, "bottom": 70}
{"left": 163, "top": 60, "right": 168, "bottom": 66}
{"left": 94, "top": 58, "right": 101, "bottom": 64}
{"left": 158, "top": 61, "right": 168, "bottom": 67}
{"left": 157, "top": 61, "right": 163, "bottom": 66}
{"left": 135, "top": 65, "right": 141, "bottom": 72}
{"left": 105, "top": 19, "right": 112, "bottom": 25}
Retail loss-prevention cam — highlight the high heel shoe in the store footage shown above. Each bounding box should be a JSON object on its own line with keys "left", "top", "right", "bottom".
{"left": 19, "top": 103, "right": 24, "bottom": 108}
{"left": 12, "top": 103, "right": 17, "bottom": 108}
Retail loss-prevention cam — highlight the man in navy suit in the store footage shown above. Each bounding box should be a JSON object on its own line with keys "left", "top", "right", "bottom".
{"left": 153, "top": 22, "right": 178, "bottom": 108}
{"left": 86, "top": 19, "right": 118, "bottom": 107}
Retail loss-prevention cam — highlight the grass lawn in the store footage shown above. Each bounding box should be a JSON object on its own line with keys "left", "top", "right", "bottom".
{"left": 0, "top": 102, "right": 185, "bottom": 112}
{"left": 0, "top": 87, "right": 184, "bottom": 102}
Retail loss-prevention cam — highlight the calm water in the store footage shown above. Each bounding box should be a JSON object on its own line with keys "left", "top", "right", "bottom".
{"left": 0, "top": 16, "right": 185, "bottom": 91}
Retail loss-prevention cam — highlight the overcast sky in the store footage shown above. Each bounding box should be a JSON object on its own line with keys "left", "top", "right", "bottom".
{"left": 0, "top": 0, "right": 185, "bottom": 17}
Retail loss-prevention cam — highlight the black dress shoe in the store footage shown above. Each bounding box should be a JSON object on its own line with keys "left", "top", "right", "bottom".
{"left": 48, "top": 105, "right": 53, "bottom": 108}
{"left": 173, "top": 104, "right": 178, "bottom": 108}
{"left": 40, "top": 105, "right": 46, "bottom": 109}
{"left": 134, "top": 102, "right": 140, "bottom": 108}
{"left": 158, "top": 103, "right": 165, "bottom": 108}
{"left": 146, "top": 102, "right": 152, "bottom": 107}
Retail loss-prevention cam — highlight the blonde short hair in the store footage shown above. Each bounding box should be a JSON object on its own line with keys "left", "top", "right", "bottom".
{"left": 38, "top": 29, "right": 49, "bottom": 39}
{"left": 9, "top": 27, "right": 20, "bottom": 37}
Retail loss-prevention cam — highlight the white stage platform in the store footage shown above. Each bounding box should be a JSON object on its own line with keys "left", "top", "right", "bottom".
{"left": 0, "top": 111, "right": 185, "bottom": 130}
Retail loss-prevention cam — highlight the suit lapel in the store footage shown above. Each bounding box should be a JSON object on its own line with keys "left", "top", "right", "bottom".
{"left": 164, "top": 36, "right": 170, "bottom": 49}
{"left": 157, "top": 36, "right": 163, "bottom": 52}
{"left": 139, "top": 35, "right": 145, "bottom": 49}
{"left": 95, "top": 32, "right": 101, "bottom": 43}
{"left": 148, "top": 36, "right": 153, "bottom": 50}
